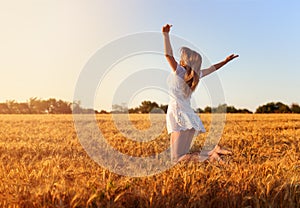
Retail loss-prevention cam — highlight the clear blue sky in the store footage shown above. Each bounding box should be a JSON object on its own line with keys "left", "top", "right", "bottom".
{"left": 1, "top": 0, "right": 299, "bottom": 111}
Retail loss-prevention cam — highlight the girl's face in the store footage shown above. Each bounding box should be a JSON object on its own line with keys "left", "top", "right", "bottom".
{"left": 180, "top": 60, "right": 191, "bottom": 71}
{"left": 180, "top": 60, "right": 184, "bottom": 66}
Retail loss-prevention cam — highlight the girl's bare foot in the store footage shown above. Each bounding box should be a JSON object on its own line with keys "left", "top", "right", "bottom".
{"left": 178, "top": 153, "right": 204, "bottom": 163}
{"left": 208, "top": 151, "right": 224, "bottom": 164}
{"left": 200, "top": 145, "right": 232, "bottom": 164}
{"left": 177, "top": 154, "right": 192, "bottom": 163}
{"left": 177, "top": 146, "right": 232, "bottom": 164}
{"left": 214, "top": 145, "right": 232, "bottom": 155}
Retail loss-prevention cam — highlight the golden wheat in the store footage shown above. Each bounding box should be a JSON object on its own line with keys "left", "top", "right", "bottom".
{"left": 0, "top": 114, "right": 299, "bottom": 207}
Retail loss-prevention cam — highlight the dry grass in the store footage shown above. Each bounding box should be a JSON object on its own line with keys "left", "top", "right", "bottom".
{"left": 0, "top": 114, "right": 299, "bottom": 207}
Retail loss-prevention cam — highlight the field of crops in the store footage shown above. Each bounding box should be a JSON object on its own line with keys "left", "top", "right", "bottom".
{"left": 0, "top": 114, "right": 299, "bottom": 207}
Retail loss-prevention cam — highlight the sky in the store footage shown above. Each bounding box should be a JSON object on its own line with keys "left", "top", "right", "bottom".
{"left": 1, "top": 0, "right": 300, "bottom": 112}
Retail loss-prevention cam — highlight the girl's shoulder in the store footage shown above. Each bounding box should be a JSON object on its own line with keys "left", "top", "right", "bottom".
{"left": 175, "top": 64, "right": 186, "bottom": 78}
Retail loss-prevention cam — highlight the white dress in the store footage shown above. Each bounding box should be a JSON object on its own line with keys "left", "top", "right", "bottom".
{"left": 166, "top": 64, "right": 206, "bottom": 134}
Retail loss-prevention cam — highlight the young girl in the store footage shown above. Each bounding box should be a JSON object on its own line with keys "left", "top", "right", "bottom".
{"left": 162, "top": 24, "right": 238, "bottom": 163}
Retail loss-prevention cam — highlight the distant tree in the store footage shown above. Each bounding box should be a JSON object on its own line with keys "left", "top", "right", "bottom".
{"left": 226, "top": 105, "right": 252, "bottom": 114}
{"left": 256, "top": 102, "right": 291, "bottom": 113}
{"left": 0, "top": 103, "right": 10, "bottom": 114}
{"left": 291, "top": 103, "right": 300, "bottom": 113}
{"left": 160, "top": 104, "right": 168, "bottom": 113}
{"left": 47, "top": 98, "right": 58, "bottom": 113}
{"left": 72, "top": 100, "right": 82, "bottom": 113}
{"left": 226, "top": 105, "right": 238, "bottom": 113}
{"left": 127, "top": 101, "right": 166, "bottom": 114}
{"left": 237, "top": 108, "right": 253, "bottom": 114}
{"left": 99, "top": 110, "right": 109, "bottom": 114}
{"left": 128, "top": 107, "right": 139, "bottom": 114}
{"left": 6, "top": 100, "right": 18, "bottom": 113}
{"left": 150, "top": 108, "right": 165, "bottom": 114}
{"left": 72, "top": 100, "right": 97, "bottom": 114}
{"left": 139, "top": 101, "right": 159, "bottom": 113}
{"left": 276, "top": 102, "right": 291, "bottom": 113}
{"left": 196, "top": 108, "right": 204, "bottom": 113}
{"left": 17, "top": 103, "right": 31, "bottom": 114}
{"left": 112, "top": 103, "right": 128, "bottom": 113}
{"left": 54, "top": 99, "right": 72, "bottom": 114}
{"left": 202, "top": 104, "right": 252, "bottom": 114}
{"left": 204, "top": 106, "right": 211, "bottom": 113}
{"left": 212, "top": 104, "right": 227, "bottom": 113}
{"left": 28, "top": 97, "right": 41, "bottom": 113}
{"left": 84, "top": 108, "right": 96, "bottom": 114}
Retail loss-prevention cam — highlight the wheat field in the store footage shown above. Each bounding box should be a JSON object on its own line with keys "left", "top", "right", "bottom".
{"left": 0, "top": 114, "right": 299, "bottom": 207}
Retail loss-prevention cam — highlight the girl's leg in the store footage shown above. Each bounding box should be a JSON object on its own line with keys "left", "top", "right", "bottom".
{"left": 170, "top": 129, "right": 195, "bottom": 162}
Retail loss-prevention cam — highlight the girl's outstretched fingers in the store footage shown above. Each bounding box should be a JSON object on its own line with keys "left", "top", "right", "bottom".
{"left": 225, "top": 54, "right": 239, "bottom": 62}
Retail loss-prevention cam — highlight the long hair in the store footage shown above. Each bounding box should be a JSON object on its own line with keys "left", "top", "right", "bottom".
{"left": 180, "top": 47, "right": 202, "bottom": 97}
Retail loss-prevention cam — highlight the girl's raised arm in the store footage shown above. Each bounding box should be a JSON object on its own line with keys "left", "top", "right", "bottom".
{"left": 201, "top": 54, "right": 239, "bottom": 78}
{"left": 162, "top": 24, "right": 177, "bottom": 72}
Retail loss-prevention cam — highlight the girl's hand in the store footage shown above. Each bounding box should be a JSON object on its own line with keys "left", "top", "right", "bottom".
{"left": 162, "top": 24, "right": 172, "bottom": 33}
{"left": 225, "top": 54, "right": 239, "bottom": 63}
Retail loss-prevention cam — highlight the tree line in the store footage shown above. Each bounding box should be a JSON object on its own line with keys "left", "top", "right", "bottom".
{"left": 0, "top": 98, "right": 299, "bottom": 114}
{"left": 111, "top": 101, "right": 253, "bottom": 114}
{"left": 106, "top": 101, "right": 300, "bottom": 114}
{"left": 0, "top": 98, "right": 72, "bottom": 114}
{"left": 256, "top": 102, "right": 300, "bottom": 114}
